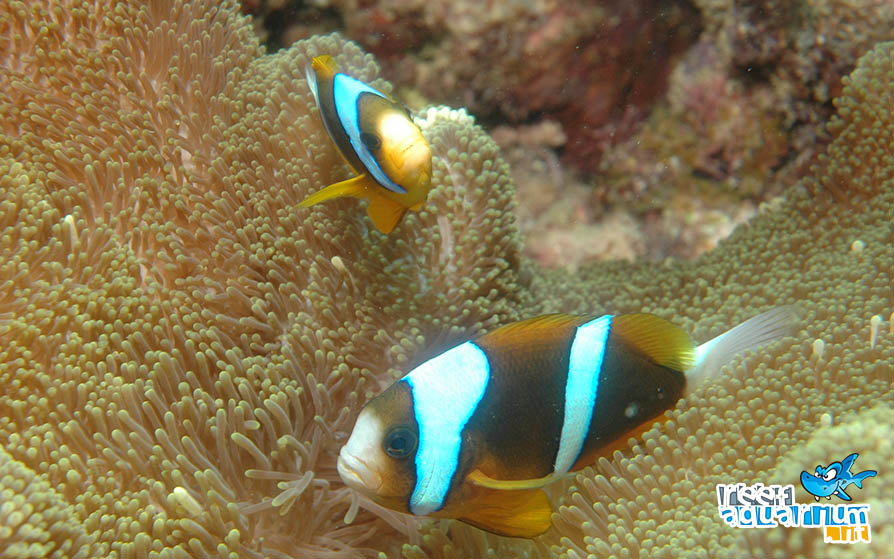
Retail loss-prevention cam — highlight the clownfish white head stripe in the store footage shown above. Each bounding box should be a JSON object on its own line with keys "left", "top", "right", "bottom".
{"left": 338, "top": 307, "right": 797, "bottom": 538}
{"left": 403, "top": 341, "right": 490, "bottom": 515}
{"left": 331, "top": 73, "right": 407, "bottom": 195}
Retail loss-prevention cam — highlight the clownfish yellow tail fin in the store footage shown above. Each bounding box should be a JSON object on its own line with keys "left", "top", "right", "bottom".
{"left": 685, "top": 306, "right": 799, "bottom": 396}
{"left": 299, "top": 175, "right": 373, "bottom": 208}
{"left": 611, "top": 313, "right": 696, "bottom": 372}
{"left": 366, "top": 194, "right": 407, "bottom": 233}
{"left": 457, "top": 486, "right": 552, "bottom": 538}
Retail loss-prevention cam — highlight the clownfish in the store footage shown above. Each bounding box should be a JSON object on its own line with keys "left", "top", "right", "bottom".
{"left": 300, "top": 55, "right": 433, "bottom": 234}
{"left": 337, "top": 307, "right": 796, "bottom": 538}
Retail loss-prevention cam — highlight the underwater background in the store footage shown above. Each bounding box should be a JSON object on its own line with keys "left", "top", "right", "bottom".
{"left": 0, "top": 0, "right": 892, "bottom": 557}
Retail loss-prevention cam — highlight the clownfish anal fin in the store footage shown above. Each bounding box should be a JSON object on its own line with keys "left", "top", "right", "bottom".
{"left": 457, "top": 486, "right": 552, "bottom": 538}
{"left": 611, "top": 313, "right": 696, "bottom": 372}
{"left": 299, "top": 175, "right": 373, "bottom": 208}
{"left": 467, "top": 468, "right": 557, "bottom": 491}
{"left": 366, "top": 195, "right": 407, "bottom": 233}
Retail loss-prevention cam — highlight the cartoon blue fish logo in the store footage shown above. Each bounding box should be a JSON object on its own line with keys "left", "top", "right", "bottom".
{"left": 800, "top": 453, "right": 876, "bottom": 501}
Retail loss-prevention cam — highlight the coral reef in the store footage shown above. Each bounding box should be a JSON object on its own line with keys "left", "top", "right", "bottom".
{"left": 702, "top": 0, "right": 894, "bottom": 115}
{"left": 598, "top": 39, "right": 790, "bottom": 212}
{"left": 555, "top": 0, "right": 894, "bottom": 267}
{"left": 1, "top": 2, "right": 893, "bottom": 559}
{"left": 599, "top": 0, "right": 894, "bottom": 220}
{"left": 493, "top": 119, "right": 762, "bottom": 265}
{"left": 490, "top": 121, "right": 649, "bottom": 269}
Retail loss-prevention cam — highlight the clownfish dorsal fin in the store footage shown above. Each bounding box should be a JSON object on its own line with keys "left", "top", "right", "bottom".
{"left": 305, "top": 55, "right": 338, "bottom": 110}
{"left": 457, "top": 485, "right": 552, "bottom": 538}
{"left": 467, "top": 468, "right": 559, "bottom": 491}
{"left": 610, "top": 313, "right": 696, "bottom": 372}
{"left": 299, "top": 174, "right": 373, "bottom": 208}
{"left": 311, "top": 55, "right": 338, "bottom": 79}
{"left": 366, "top": 194, "right": 407, "bottom": 233}
{"left": 482, "top": 314, "right": 585, "bottom": 347}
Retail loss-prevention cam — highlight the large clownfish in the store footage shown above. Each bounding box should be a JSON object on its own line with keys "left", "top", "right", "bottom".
{"left": 337, "top": 307, "right": 796, "bottom": 538}
{"left": 300, "top": 55, "right": 433, "bottom": 234}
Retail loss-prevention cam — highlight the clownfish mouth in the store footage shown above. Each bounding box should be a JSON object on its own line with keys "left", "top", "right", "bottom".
{"left": 337, "top": 450, "right": 382, "bottom": 494}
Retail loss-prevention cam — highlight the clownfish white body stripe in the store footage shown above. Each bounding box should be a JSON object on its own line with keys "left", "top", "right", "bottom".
{"left": 553, "top": 315, "right": 611, "bottom": 476}
{"left": 337, "top": 307, "right": 797, "bottom": 538}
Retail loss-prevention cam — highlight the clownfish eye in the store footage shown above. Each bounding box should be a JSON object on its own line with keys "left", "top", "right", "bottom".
{"left": 360, "top": 131, "right": 381, "bottom": 151}
{"left": 384, "top": 426, "right": 417, "bottom": 459}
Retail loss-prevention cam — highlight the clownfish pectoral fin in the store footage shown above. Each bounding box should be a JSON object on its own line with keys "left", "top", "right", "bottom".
{"left": 467, "top": 469, "right": 559, "bottom": 491}
{"left": 457, "top": 486, "right": 552, "bottom": 538}
{"left": 366, "top": 194, "right": 407, "bottom": 233}
{"left": 611, "top": 313, "right": 697, "bottom": 372}
{"left": 299, "top": 175, "right": 373, "bottom": 208}
{"left": 685, "top": 306, "right": 798, "bottom": 396}
{"left": 408, "top": 201, "right": 424, "bottom": 211}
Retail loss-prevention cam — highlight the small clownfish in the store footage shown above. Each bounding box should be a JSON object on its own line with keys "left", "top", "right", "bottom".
{"left": 300, "top": 55, "right": 433, "bottom": 234}
{"left": 337, "top": 307, "right": 796, "bottom": 538}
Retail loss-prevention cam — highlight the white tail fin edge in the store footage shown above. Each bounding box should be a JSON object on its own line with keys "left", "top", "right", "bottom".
{"left": 685, "top": 306, "right": 799, "bottom": 396}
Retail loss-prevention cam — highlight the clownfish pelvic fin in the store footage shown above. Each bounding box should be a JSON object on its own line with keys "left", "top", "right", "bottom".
{"left": 467, "top": 468, "right": 558, "bottom": 491}
{"left": 298, "top": 174, "right": 408, "bottom": 233}
{"left": 453, "top": 485, "right": 552, "bottom": 538}
{"left": 685, "top": 305, "right": 799, "bottom": 396}
{"left": 366, "top": 194, "right": 408, "bottom": 234}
